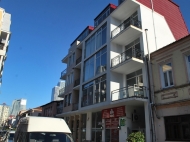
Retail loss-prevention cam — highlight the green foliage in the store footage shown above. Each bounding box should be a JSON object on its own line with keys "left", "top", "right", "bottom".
{"left": 126, "top": 131, "right": 145, "bottom": 142}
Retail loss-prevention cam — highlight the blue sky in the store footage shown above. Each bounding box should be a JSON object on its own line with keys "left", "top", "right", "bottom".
{"left": 0, "top": 0, "right": 189, "bottom": 109}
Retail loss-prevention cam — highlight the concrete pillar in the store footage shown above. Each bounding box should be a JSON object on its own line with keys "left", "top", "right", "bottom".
{"left": 86, "top": 112, "right": 92, "bottom": 141}
{"left": 102, "top": 119, "right": 105, "bottom": 142}
{"left": 144, "top": 102, "right": 151, "bottom": 142}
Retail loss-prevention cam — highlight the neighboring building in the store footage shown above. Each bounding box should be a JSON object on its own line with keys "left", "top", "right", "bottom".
{"left": 41, "top": 100, "right": 63, "bottom": 117}
{"left": 9, "top": 99, "right": 27, "bottom": 117}
{"left": 150, "top": 35, "right": 190, "bottom": 142}
{"left": 0, "top": 103, "right": 9, "bottom": 126}
{"left": 57, "top": 0, "right": 188, "bottom": 142}
{"left": 0, "top": 8, "right": 11, "bottom": 84}
{"left": 51, "top": 81, "right": 65, "bottom": 101}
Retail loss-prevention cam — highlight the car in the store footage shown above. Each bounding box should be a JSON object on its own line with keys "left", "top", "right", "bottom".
{"left": 14, "top": 116, "right": 74, "bottom": 142}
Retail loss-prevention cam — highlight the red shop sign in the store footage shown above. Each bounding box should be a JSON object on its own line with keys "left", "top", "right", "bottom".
{"left": 102, "top": 106, "right": 125, "bottom": 119}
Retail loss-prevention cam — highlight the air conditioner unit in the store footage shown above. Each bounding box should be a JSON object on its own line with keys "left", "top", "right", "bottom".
{"left": 132, "top": 113, "right": 139, "bottom": 122}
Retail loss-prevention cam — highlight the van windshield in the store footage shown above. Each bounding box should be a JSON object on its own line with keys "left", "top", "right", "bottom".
{"left": 29, "top": 132, "right": 72, "bottom": 142}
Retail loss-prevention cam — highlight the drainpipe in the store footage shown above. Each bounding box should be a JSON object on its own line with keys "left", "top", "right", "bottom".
{"left": 145, "top": 29, "right": 156, "bottom": 142}
{"left": 150, "top": 0, "right": 158, "bottom": 50}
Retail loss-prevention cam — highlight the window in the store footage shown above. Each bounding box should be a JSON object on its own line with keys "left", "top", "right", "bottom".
{"left": 126, "top": 69, "right": 143, "bottom": 87}
{"left": 64, "top": 95, "right": 68, "bottom": 107}
{"left": 82, "top": 75, "right": 106, "bottom": 107}
{"left": 161, "top": 63, "right": 174, "bottom": 88}
{"left": 81, "top": 114, "right": 87, "bottom": 142}
{"left": 85, "top": 24, "right": 107, "bottom": 58}
{"left": 92, "top": 112, "right": 102, "bottom": 142}
{"left": 165, "top": 115, "right": 190, "bottom": 141}
{"left": 68, "top": 93, "right": 72, "bottom": 106}
{"left": 72, "top": 53, "right": 75, "bottom": 64}
{"left": 84, "top": 47, "right": 107, "bottom": 82}
{"left": 96, "top": 47, "right": 107, "bottom": 75}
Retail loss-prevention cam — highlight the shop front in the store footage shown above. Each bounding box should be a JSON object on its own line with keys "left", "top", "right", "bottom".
{"left": 102, "top": 106, "right": 126, "bottom": 142}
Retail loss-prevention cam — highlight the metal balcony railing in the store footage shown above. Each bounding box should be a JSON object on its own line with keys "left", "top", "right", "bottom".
{"left": 74, "top": 78, "right": 80, "bottom": 87}
{"left": 59, "top": 87, "right": 65, "bottom": 96}
{"left": 72, "top": 103, "right": 79, "bottom": 111}
{"left": 61, "top": 69, "right": 67, "bottom": 78}
{"left": 111, "top": 46, "right": 143, "bottom": 67}
{"left": 111, "top": 85, "right": 147, "bottom": 101}
{"left": 76, "top": 56, "right": 82, "bottom": 65}
{"left": 111, "top": 18, "right": 142, "bottom": 38}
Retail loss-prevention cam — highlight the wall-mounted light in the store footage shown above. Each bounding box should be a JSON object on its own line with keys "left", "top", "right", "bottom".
{"left": 100, "top": 126, "right": 104, "bottom": 130}
{"left": 117, "top": 125, "right": 121, "bottom": 130}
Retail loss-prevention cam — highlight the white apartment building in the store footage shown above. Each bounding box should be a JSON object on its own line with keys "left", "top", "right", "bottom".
{"left": 57, "top": 0, "right": 188, "bottom": 142}
{"left": 0, "top": 8, "right": 11, "bottom": 84}
{"left": 51, "top": 81, "right": 65, "bottom": 101}
{"left": 0, "top": 103, "right": 9, "bottom": 126}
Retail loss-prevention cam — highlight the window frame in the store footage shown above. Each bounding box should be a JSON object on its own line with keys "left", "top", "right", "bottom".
{"left": 186, "top": 55, "right": 190, "bottom": 81}
{"left": 160, "top": 62, "right": 174, "bottom": 88}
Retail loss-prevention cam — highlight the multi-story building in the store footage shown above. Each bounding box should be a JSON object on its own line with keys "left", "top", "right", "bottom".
{"left": 0, "top": 103, "right": 9, "bottom": 126}
{"left": 41, "top": 100, "right": 63, "bottom": 117}
{"left": 0, "top": 8, "right": 11, "bottom": 84}
{"left": 150, "top": 35, "right": 190, "bottom": 142}
{"left": 57, "top": 0, "right": 188, "bottom": 142}
{"left": 9, "top": 99, "right": 27, "bottom": 117}
{"left": 51, "top": 81, "right": 65, "bottom": 101}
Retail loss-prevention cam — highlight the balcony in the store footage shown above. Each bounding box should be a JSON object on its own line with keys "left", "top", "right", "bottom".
{"left": 111, "top": 46, "right": 144, "bottom": 74}
{"left": 111, "top": 85, "right": 148, "bottom": 102}
{"left": 111, "top": 19, "right": 142, "bottom": 45}
{"left": 60, "top": 69, "right": 67, "bottom": 80}
{"left": 72, "top": 103, "right": 79, "bottom": 111}
{"left": 58, "top": 87, "right": 65, "bottom": 98}
{"left": 74, "top": 78, "right": 80, "bottom": 87}
{"left": 111, "top": 0, "right": 140, "bottom": 21}
{"left": 76, "top": 56, "right": 82, "bottom": 65}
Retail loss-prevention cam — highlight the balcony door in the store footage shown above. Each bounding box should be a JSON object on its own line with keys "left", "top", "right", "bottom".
{"left": 126, "top": 69, "right": 143, "bottom": 87}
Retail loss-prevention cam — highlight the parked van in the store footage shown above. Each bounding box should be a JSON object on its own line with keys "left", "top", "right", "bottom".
{"left": 14, "top": 116, "right": 74, "bottom": 142}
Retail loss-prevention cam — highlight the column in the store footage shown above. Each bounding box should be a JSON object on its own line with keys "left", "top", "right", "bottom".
{"left": 144, "top": 102, "right": 151, "bottom": 142}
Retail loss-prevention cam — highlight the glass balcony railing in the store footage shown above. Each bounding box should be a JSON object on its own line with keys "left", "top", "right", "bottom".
{"left": 111, "top": 18, "right": 141, "bottom": 38}
{"left": 111, "top": 85, "right": 147, "bottom": 101}
{"left": 111, "top": 46, "right": 143, "bottom": 67}
{"left": 61, "top": 69, "right": 67, "bottom": 78}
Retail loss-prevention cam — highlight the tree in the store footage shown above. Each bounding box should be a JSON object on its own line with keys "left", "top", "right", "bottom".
{"left": 126, "top": 131, "right": 145, "bottom": 142}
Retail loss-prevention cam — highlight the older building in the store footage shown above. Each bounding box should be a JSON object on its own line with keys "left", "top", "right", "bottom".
{"left": 57, "top": 0, "right": 188, "bottom": 142}
{"left": 150, "top": 35, "right": 190, "bottom": 142}
{"left": 41, "top": 100, "right": 63, "bottom": 117}
{"left": 0, "top": 8, "right": 11, "bottom": 84}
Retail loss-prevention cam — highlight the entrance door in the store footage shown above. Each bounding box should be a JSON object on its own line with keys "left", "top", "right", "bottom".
{"left": 105, "top": 129, "right": 119, "bottom": 142}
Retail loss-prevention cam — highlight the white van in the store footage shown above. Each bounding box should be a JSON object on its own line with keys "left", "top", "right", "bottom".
{"left": 14, "top": 116, "right": 74, "bottom": 142}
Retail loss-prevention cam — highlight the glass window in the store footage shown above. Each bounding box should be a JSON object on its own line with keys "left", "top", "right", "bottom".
{"left": 126, "top": 69, "right": 143, "bottom": 87}
{"left": 68, "top": 94, "right": 72, "bottom": 106}
{"left": 165, "top": 115, "right": 190, "bottom": 141}
{"left": 162, "top": 63, "right": 174, "bottom": 88}
{"left": 187, "top": 55, "right": 190, "bottom": 79}
{"left": 95, "top": 47, "right": 107, "bottom": 75}
{"left": 92, "top": 112, "right": 102, "bottom": 142}
{"left": 81, "top": 114, "right": 87, "bottom": 142}
{"left": 64, "top": 95, "right": 67, "bottom": 107}
{"left": 83, "top": 56, "right": 95, "bottom": 81}
{"left": 82, "top": 75, "right": 106, "bottom": 107}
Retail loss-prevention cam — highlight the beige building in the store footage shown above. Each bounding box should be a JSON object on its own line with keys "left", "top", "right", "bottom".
{"left": 0, "top": 8, "right": 11, "bottom": 84}
{"left": 150, "top": 35, "right": 190, "bottom": 142}
{"left": 0, "top": 103, "right": 9, "bottom": 126}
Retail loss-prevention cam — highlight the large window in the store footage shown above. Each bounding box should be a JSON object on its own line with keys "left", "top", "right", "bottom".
{"left": 81, "top": 75, "right": 106, "bottom": 107}
{"left": 92, "top": 112, "right": 102, "bottom": 142}
{"left": 84, "top": 47, "right": 107, "bottom": 82}
{"left": 161, "top": 63, "right": 174, "bottom": 88}
{"left": 165, "top": 115, "right": 190, "bottom": 141}
{"left": 126, "top": 69, "right": 143, "bottom": 87}
{"left": 64, "top": 95, "right": 68, "bottom": 107}
{"left": 85, "top": 24, "right": 107, "bottom": 58}
{"left": 68, "top": 93, "right": 72, "bottom": 106}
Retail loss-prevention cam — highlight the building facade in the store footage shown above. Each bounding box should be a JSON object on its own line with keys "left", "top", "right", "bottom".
{"left": 0, "top": 103, "right": 9, "bottom": 126}
{"left": 57, "top": 0, "right": 188, "bottom": 142}
{"left": 150, "top": 35, "right": 190, "bottom": 142}
{"left": 41, "top": 100, "right": 63, "bottom": 117}
{"left": 51, "top": 81, "right": 65, "bottom": 101}
{"left": 9, "top": 99, "right": 27, "bottom": 117}
{"left": 0, "top": 8, "right": 11, "bottom": 84}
